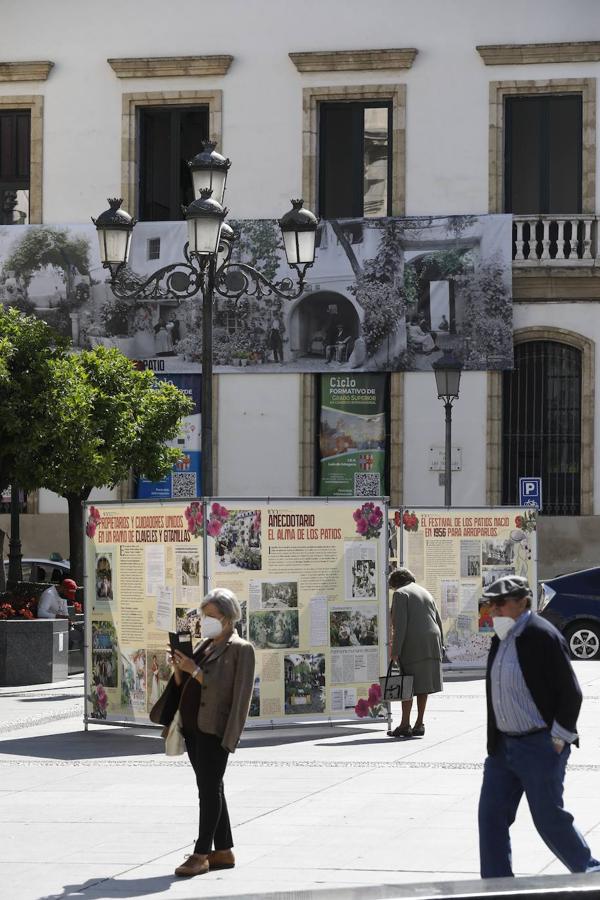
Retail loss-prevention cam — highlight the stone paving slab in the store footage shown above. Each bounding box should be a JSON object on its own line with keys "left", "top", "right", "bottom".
{"left": 1, "top": 663, "right": 599, "bottom": 899}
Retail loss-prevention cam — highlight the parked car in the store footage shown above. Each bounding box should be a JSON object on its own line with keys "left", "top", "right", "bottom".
{"left": 539, "top": 567, "right": 600, "bottom": 660}
{"left": 3, "top": 558, "right": 71, "bottom": 584}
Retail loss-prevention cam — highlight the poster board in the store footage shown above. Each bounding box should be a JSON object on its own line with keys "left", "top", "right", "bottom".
{"left": 389, "top": 507, "right": 538, "bottom": 669}
{"left": 84, "top": 500, "right": 204, "bottom": 724}
{"left": 84, "top": 498, "right": 388, "bottom": 726}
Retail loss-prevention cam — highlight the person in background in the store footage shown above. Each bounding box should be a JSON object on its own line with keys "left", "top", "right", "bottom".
{"left": 37, "top": 578, "right": 77, "bottom": 619}
{"left": 477, "top": 574, "right": 600, "bottom": 878}
{"left": 268, "top": 317, "right": 284, "bottom": 363}
{"left": 387, "top": 567, "right": 444, "bottom": 738}
{"left": 151, "top": 588, "right": 255, "bottom": 878}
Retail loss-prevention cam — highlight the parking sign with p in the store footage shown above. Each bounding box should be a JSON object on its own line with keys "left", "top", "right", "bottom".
{"left": 519, "top": 477, "right": 542, "bottom": 511}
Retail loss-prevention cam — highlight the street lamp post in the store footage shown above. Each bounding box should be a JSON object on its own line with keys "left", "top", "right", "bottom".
{"left": 433, "top": 351, "right": 463, "bottom": 507}
{"left": 92, "top": 142, "right": 318, "bottom": 497}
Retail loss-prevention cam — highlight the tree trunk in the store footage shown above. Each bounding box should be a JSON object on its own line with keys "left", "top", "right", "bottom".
{"left": 66, "top": 492, "right": 88, "bottom": 586}
{"left": 7, "top": 486, "right": 22, "bottom": 585}
{"left": 329, "top": 220, "right": 364, "bottom": 280}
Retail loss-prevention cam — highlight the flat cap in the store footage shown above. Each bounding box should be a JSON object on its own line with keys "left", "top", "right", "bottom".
{"left": 481, "top": 574, "right": 530, "bottom": 600}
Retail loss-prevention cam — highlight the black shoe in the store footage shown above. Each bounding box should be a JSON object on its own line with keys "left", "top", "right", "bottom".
{"left": 412, "top": 723, "right": 425, "bottom": 736}
{"left": 387, "top": 725, "right": 412, "bottom": 738}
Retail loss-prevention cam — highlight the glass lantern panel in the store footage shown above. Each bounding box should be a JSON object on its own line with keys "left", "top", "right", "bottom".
{"left": 97, "top": 228, "right": 131, "bottom": 265}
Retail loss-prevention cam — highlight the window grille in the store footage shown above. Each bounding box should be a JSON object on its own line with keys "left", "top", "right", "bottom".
{"left": 502, "top": 341, "right": 581, "bottom": 515}
{"left": 147, "top": 237, "right": 161, "bottom": 260}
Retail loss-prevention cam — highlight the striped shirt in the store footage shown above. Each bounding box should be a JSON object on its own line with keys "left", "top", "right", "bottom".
{"left": 490, "top": 610, "right": 576, "bottom": 743}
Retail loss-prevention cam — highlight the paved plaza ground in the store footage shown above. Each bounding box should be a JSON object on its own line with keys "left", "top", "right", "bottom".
{"left": 1, "top": 663, "right": 600, "bottom": 900}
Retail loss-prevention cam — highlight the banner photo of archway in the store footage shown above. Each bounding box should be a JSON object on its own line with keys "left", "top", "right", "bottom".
{"left": 0, "top": 215, "right": 512, "bottom": 373}
{"left": 388, "top": 507, "right": 538, "bottom": 669}
{"left": 84, "top": 498, "right": 389, "bottom": 726}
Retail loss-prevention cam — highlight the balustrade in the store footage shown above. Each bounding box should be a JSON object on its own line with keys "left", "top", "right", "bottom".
{"left": 512, "top": 215, "right": 597, "bottom": 265}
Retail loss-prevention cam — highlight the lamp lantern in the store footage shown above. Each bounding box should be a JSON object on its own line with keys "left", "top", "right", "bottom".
{"left": 188, "top": 140, "right": 231, "bottom": 205}
{"left": 434, "top": 351, "right": 463, "bottom": 401}
{"left": 92, "top": 198, "right": 136, "bottom": 271}
{"left": 279, "top": 199, "right": 318, "bottom": 268}
{"left": 184, "top": 189, "right": 229, "bottom": 257}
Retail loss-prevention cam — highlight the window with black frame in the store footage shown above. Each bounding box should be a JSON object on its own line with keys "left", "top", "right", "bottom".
{"left": 0, "top": 109, "right": 30, "bottom": 225}
{"left": 138, "top": 106, "right": 209, "bottom": 221}
{"left": 502, "top": 341, "right": 582, "bottom": 515}
{"left": 318, "top": 101, "right": 392, "bottom": 219}
{"left": 504, "top": 94, "right": 582, "bottom": 215}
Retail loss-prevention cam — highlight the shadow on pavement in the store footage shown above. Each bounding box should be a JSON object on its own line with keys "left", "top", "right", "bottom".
{"left": 0, "top": 727, "right": 164, "bottom": 760}
{"left": 39, "top": 874, "right": 177, "bottom": 899}
{"left": 239, "top": 724, "right": 376, "bottom": 748}
{"left": 19, "top": 695, "right": 82, "bottom": 703}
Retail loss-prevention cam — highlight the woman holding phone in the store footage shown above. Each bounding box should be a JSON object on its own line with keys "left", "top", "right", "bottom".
{"left": 152, "top": 588, "right": 255, "bottom": 878}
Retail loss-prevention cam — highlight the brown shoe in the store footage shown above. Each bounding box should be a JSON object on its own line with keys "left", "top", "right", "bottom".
{"left": 174, "top": 853, "right": 209, "bottom": 877}
{"left": 208, "top": 848, "right": 235, "bottom": 870}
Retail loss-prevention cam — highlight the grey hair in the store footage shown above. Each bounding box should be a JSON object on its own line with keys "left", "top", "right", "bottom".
{"left": 200, "top": 587, "right": 242, "bottom": 623}
{"left": 389, "top": 567, "right": 416, "bottom": 590}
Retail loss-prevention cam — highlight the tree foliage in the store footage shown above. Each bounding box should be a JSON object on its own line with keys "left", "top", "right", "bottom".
{"left": 41, "top": 346, "right": 194, "bottom": 582}
{"left": 2, "top": 227, "right": 91, "bottom": 288}
{"left": 0, "top": 307, "right": 69, "bottom": 493}
{"left": 43, "top": 346, "right": 194, "bottom": 499}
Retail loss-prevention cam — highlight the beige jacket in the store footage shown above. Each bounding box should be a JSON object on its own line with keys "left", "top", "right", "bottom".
{"left": 196, "top": 632, "right": 255, "bottom": 753}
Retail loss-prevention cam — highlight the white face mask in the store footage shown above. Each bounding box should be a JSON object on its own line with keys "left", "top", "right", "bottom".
{"left": 201, "top": 615, "right": 223, "bottom": 640}
{"left": 492, "top": 616, "right": 516, "bottom": 641}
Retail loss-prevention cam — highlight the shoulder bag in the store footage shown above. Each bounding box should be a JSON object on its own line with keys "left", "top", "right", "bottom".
{"left": 380, "top": 660, "right": 414, "bottom": 701}
{"left": 161, "top": 675, "right": 195, "bottom": 757}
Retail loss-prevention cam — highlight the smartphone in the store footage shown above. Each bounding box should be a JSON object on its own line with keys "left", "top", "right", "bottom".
{"left": 169, "top": 631, "right": 194, "bottom": 659}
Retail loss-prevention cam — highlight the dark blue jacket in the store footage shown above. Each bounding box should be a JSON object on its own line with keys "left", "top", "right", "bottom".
{"left": 486, "top": 613, "right": 582, "bottom": 756}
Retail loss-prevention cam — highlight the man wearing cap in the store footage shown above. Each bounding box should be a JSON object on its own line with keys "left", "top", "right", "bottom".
{"left": 478, "top": 574, "right": 599, "bottom": 877}
{"left": 37, "top": 578, "right": 78, "bottom": 619}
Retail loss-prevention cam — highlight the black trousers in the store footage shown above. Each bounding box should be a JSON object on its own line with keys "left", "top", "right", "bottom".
{"left": 184, "top": 730, "right": 232, "bottom": 854}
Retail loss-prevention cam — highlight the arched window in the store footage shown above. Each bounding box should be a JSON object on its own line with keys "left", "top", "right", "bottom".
{"left": 502, "top": 341, "right": 582, "bottom": 515}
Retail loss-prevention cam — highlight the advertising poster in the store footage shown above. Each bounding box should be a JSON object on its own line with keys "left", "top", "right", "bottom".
{"left": 206, "top": 499, "right": 389, "bottom": 722}
{"left": 319, "top": 373, "right": 387, "bottom": 497}
{"left": 390, "top": 507, "right": 537, "bottom": 669}
{"left": 136, "top": 373, "right": 201, "bottom": 499}
{"left": 84, "top": 501, "right": 204, "bottom": 723}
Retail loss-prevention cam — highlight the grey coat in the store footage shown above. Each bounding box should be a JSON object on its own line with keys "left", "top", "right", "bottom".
{"left": 390, "top": 583, "right": 444, "bottom": 665}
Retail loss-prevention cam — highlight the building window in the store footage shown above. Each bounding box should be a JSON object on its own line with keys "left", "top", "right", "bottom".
{"left": 504, "top": 94, "right": 582, "bottom": 214}
{"left": 318, "top": 101, "right": 392, "bottom": 218}
{"left": 502, "top": 341, "right": 582, "bottom": 515}
{"left": 147, "top": 237, "right": 161, "bottom": 260}
{"left": 0, "top": 108, "right": 30, "bottom": 224}
{"left": 138, "top": 105, "right": 209, "bottom": 221}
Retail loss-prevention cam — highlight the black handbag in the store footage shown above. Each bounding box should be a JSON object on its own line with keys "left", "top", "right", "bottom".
{"left": 380, "top": 660, "right": 414, "bottom": 701}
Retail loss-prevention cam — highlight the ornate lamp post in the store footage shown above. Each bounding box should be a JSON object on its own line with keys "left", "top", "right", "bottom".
{"left": 433, "top": 351, "right": 463, "bottom": 507}
{"left": 93, "top": 144, "right": 318, "bottom": 496}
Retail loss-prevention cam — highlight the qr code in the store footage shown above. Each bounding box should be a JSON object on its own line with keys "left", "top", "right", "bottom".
{"left": 172, "top": 472, "right": 198, "bottom": 498}
{"left": 354, "top": 473, "right": 381, "bottom": 496}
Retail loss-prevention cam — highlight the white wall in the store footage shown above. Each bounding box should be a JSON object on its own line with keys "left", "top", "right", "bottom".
{"left": 218, "top": 374, "right": 300, "bottom": 496}
{"left": 37, "top": 486, "right": 120, "bottom": 514}
{"left": 3, "top": 0, "right": 599, "bottom": 505}
{"left": 403, "top": 372, "right": 488, "bottom": 508}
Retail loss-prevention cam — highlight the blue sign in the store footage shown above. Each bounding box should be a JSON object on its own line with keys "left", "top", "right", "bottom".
{"left": 136, "top": 373, "right": 201, "bottom": 500}
{"left": 519, "top": 477, "right": 542, "bottom": 511}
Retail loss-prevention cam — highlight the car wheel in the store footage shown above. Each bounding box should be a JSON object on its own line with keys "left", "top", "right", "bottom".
{"left": 564, "top": 622, "right": 600, "bottom": 660}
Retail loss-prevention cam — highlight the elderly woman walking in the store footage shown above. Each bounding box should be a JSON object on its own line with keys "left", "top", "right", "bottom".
{"left": 387, "top": 567, "right": 444, "bottom": 738}
{"left": 151, "top": 588, "right": 255, "bottom": 878}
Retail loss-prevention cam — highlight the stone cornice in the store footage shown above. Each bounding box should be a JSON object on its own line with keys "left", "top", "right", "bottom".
{"left": 289, "top": 48, "right": 417, "bottom": 72}
{"left": 477, "top": 41, "right": 600, "bottom": 65}
{"left": 0, "top": 61, "right": 54, "bottom": 82}
{"left": 107, "top": 56, "right": 233, "bottom": 78}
